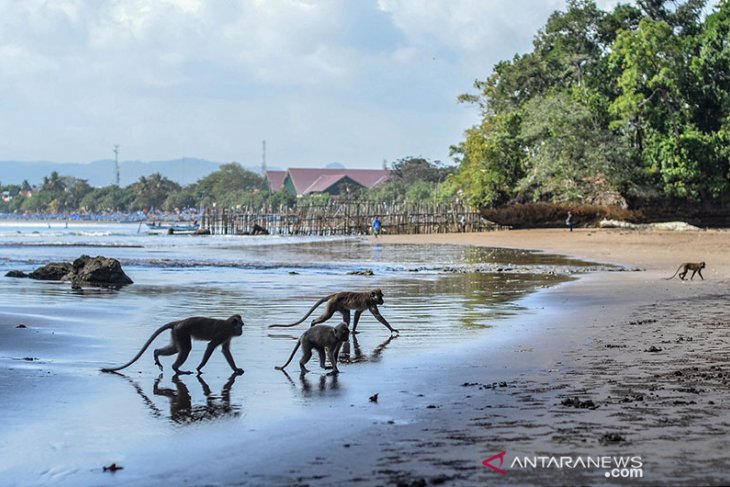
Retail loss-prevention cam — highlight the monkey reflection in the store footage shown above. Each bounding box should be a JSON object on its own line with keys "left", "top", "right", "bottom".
{"left": 339, "top": 334, "right": 396, "bottom": 364}
{"left": 152, "top": 373, "right": 241, "bottom": 423}
{"left": 280, "top": 368, "right": 339, "bottom": 395}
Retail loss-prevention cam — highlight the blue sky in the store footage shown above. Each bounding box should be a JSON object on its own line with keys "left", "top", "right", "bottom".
{"left": 0, "top": 0, "right": 717, "bottom": 170}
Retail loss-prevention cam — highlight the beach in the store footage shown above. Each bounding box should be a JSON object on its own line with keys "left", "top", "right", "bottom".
{"left": 0, "top": 226, "right": 729, "bottom": 486}
{"left": 210, "top": 228, "right": 730, "bottom": 486}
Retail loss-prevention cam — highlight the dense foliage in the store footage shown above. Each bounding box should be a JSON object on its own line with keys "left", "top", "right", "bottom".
{"left": 0, "top": 164, "right": 266, "bottom": 215}
{"left": 451, "top": 0, "right": 730, "bottom": 208}
{"left": 0, "top": 158, "right": 453, "bottom": 215}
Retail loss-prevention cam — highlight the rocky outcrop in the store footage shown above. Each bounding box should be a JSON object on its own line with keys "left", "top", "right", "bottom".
{"left": 5, "top": 270, "right": 28, "bottom": 278}
{"left": 70, "top": 255, "right": 134, "bottom": 289}
{"left": 5, "top": 255, "right": 133, "bottom": 289}
{"left": 28, "top": 262, "right": 74, "bottom": 280}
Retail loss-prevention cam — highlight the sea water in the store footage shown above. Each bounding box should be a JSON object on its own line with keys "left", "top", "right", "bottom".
{"left": 0, "top": 221, "right": 602, "bottom": 485}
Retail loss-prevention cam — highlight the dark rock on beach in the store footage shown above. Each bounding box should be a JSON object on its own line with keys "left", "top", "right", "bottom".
{"left": 29, "top": 262, "right": 74, "bottom": 280}
{"left": 5, "top": 255, "right": 133, "bottom": 289}
{"left": 348, "top": 269, "right": 374, "bottom": 276}
{"left": 70, "top": 255, "right": 134, "bottom": 289}
{"left": 5, "top": 270, "right": 28, "bottom": 278}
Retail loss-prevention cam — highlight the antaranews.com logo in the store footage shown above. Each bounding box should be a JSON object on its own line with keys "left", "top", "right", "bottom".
{"left": 483, "top": 451, "right": 644, "bottom": 479}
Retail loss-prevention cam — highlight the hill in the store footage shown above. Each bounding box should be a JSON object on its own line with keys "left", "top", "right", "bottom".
{"left": 0, "top": 158, "right": 261, "bottom": 187}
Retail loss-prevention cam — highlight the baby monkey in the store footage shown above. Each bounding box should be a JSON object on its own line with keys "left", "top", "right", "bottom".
{"left": 101, "top": 315, "right": 245, "bottom": 375}
{"left": 275, "top": 322, "right": 350, "bottom": 374}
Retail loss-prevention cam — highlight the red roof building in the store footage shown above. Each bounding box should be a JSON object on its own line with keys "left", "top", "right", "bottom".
{"left": 264, "top": 168, "right": 390, "bottom": 197}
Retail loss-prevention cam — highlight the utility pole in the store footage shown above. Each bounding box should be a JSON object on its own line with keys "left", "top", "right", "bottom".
{"left": 261, "top": 140, "right": 267, "bottom": 175}
{"left": 113, "top": 144, "right": 120, "bottom": 186}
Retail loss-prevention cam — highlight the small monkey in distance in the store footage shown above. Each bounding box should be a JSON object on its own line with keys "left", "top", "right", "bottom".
{"left": 665, "top": 262, "right": 705, "bottom": 280}
{"left": 275, "top": 322, "right": 350, "bottom": 374}
{"left": 268, "top": 289, "right": 398, "bottom": 334}
{"left": 101, "top": 315, "right": 245, "bottom": 375}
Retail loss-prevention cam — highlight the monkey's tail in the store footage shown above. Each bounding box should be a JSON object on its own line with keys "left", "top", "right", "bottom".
{"left": 274, "top": 340, "right": 301, "bottom": 370}
{"left": 101, "top": 321, "right": 175, "bottom": 372}
{"left": 268, "top": 295, "right": 331, "bottom": 328}
{"left": 663, "top": 265, "right": 682, "bottom": 280}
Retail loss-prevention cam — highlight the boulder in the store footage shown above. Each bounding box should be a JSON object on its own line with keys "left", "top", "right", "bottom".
{"left": 71, "top": 255, "right": 134, "bottom": 289}
{"left": 28, "top": 262, "right": 74, "bottom": 280}
{"left": 5, "top": 270, "right": 28, "bottom": 278}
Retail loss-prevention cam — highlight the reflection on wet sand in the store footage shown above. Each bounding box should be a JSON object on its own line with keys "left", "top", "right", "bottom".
{"left": 154, "top": 373, "right": 241, "bottom": 423}
{"left": 112, "top": 372, "right": 242, "bottom": 424}
{"left": 280, "top": 369, "right": 340, "bottom": 396}
{"left": 339, "top": 334, "right": 397, "bottom": 364}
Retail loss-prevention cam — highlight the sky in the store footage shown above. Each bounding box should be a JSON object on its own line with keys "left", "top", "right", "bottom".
{"left": 0, "top": 0, "right": 717, "bottom": 170}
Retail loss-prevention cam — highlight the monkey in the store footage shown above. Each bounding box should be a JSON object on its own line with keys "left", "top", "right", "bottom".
{"left": 101, "top": 315, "right": 245, "bottom": 375}
{"left": 268, "top": 289, "right": 398, "bottom": 334}
{"left": 664, "top": 262, "right": 705, "bottom": 281}
{"left": 275, "top": 322, "right": 350, "bottom": 374}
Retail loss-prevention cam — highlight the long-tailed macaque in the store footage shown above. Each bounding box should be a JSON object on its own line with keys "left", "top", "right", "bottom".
{"left": 665, "top": 262, "right": 705, "bottom": 280}
{"left": 101, "top": 315, "right": 245, "bottom": 375}
{"left": 268, "top": 289, "right": 398, "bottom": 334}
{"left": 275, "top": 322, "right": 350, "bottom": 374}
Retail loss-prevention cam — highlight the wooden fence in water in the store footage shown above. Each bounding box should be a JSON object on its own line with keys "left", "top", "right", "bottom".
{"left": 201, "top": 202, "right": 491, "bottom": 236}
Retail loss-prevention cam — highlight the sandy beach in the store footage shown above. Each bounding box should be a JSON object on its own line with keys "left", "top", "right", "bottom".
{"left": 2, "top": 227, "right": 729, "bottom": 486}
{"left": 217, "top": 228, "right": 730, "bottom": 486}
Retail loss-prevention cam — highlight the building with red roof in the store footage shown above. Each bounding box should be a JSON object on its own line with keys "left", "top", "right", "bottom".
{"left": 264, "top": 168, "right": 390, "bottom": 197}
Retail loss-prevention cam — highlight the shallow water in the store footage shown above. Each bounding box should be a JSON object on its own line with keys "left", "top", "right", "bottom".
{"left": 0, "top": 222, "right": 606, "bottom": 485}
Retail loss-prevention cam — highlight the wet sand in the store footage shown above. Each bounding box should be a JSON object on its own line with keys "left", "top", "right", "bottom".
{"left": 2, "top": 228, "right": 730, "bottom": 485}
{"left": 227, "top": 229, "right": 730, "bottom": 486}
{"left": 332, "top": 228, "right": 729, "bottom": 486}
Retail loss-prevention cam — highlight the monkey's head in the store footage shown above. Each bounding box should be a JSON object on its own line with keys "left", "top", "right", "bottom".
{"left": 700, "top": 261, "right": 706, "bottom": 268}
{"left": 370, "top": 289, "right": 384, "bottom": 305}
{"left": 333, "top": 322, "right": 350, "bottom": 342}
{"left": 229, "top": 314, "right": 244, "bottom": 336}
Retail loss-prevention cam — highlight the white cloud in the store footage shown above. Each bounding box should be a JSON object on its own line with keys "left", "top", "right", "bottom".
{"left": 0, "top": 0, "right": 714, "bottom": 172}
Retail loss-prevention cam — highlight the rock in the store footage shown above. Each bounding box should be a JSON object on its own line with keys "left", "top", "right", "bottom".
{"left": 348, "top": 269, "right": 374, "bottom": 276}
{"left": 71, "top": 255, "right": 133, "bottom": 289}
{"left": 28, "top": 262, "right": 74, "bottom": 281}
{"left": 5, "top": 270, "right": 28, "bottom": 278}
{"left": 251, "top": 223, "right": 269, "bottom": 235}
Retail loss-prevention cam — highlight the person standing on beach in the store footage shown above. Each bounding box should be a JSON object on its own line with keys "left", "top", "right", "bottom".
{"left": 566, "top": 211, "right": 574, "bottom": 232}
{"left": 372, "top": 216, "right": 382, "bottom": 238}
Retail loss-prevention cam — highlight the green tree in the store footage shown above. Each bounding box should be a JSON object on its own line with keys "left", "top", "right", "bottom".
{"left": 196, "top": 163, "right": 263, "bottom": 207}
{"left": 129, "top": 173, "right": 181, "bottom": 210}
{"left": 80, "top": 186, "right": 135, "bottom": 212}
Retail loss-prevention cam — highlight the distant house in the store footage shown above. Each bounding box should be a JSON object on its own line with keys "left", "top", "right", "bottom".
{"left": 263, "top": 170, "right": 288, "bottom": 192}
{"left": 264, "top": 168, "right": 390, "bottom": 197}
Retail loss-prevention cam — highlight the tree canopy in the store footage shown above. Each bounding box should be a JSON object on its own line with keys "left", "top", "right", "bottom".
{"left": 452, "top": 0, "right": 730, "bottom": 208}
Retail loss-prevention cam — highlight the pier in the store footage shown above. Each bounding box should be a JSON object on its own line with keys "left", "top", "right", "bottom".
{"left": 201, "top": 202, "right": 491, "bottom": 236}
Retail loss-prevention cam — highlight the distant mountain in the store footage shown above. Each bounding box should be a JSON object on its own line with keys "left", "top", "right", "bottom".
{"left": 0, "top": 158, "right": 263, "bottom": 187}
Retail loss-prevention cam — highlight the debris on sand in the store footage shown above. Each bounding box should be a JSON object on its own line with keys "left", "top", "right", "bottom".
{"left": 561, "top": 397, "right": 600, "bottom": 409}
{"left": 600, "top": 432, "right": 626, "bottom": 444}
{"left": 348, "top": 269, "right": 374, "bottom": 276}
{"left": 103, "top": 463, "right": 124, "bottom": 473}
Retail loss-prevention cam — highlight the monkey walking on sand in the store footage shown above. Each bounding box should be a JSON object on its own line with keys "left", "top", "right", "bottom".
{"left": 268, "top": 289, "right": 398, "bottom": 334}
{"left": 101, "top": 315, "right": 245, "bottom": 375}
{"left": 665, "top": 262, "right": 705, "bottom": 281}
{"left": 275, "top": 322, "right": 350, "bottom": 374}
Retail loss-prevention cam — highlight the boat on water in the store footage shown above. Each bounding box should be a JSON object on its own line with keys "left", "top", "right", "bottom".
{"left": 145, "top": 222, "right": 201, "bottom": 234}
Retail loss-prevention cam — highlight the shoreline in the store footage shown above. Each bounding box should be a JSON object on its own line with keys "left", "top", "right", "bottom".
{"left": 1, "top": 228, "right": 729, "bottom": 485}
{"left": 219, "top": 228, "right": 730, "bottom": 485}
